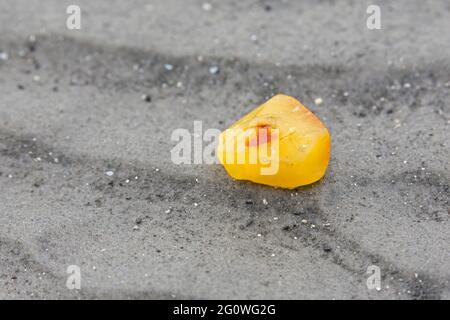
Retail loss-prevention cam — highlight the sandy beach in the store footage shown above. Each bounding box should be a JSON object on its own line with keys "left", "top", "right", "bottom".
{"left": 0, "top": 0, "right": 449, "bottom": 299}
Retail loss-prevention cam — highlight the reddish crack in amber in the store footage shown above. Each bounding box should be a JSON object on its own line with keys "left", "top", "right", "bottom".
{"left": 246, "top": 124, "right": 274, "bottom": 147}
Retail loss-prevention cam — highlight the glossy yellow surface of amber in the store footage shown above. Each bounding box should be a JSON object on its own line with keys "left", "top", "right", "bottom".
{"left": 217, "top": 94, "right": 330, "bottom": 189}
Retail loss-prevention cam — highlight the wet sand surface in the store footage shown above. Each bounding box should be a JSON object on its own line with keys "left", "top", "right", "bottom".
{"left": 0, "top": 0, "right": 449, "bottom": 299}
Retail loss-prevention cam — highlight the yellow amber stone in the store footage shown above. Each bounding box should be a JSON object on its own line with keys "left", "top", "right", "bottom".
{"left": 217, "top": 94, "right": 330, "bottom": 189}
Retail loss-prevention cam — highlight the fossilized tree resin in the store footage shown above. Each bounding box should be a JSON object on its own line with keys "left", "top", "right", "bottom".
{"left": 217, "top": 94, "right": 330, "bottom": 189}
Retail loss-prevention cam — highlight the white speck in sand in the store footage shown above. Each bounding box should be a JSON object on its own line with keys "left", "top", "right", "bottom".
{"left": 209, "top": 66, "right": 220, "bottom": 75}
{"left": 33, "top": 75, "right": 40, "bottom": 82}
{"left": 164, "top": 64, "right": 173, "bottom": 71}
{"left": 193, "top": 203, "right": 198, "bottom": 207}
{"left": 262, "top": 198, "right": 268, "bottom": 206}
{"left": 8, "top": 174, "right": 13, "bottom": 178}
{"left": 273, "top": 217, "right": 278, "bottom": 221}
{"left": 0, "top": 51, "right": 8, "bottom": 61}
{"left": 301, "top": 219, "right": 308, "bottom": 224}
{"left": 314, "top": 98, "right": 323, "bottom": 105}
{"left": 271, "top": 253, "right": 275, "bottom": 257}
{"left": 250, "top": 34, "right": 258, "bottom": 42}
{"left": 202, "top": 3, "right": 212, "bottom": 11}
{"left": 403, "top": 83, "right": 411, "bottom": 88}
{"left": 105, "top": 171, "right": 114, "bottom": 177}
{"left": 133, "top": 225, "right": 139, "bottom": 231}
{"left": 257, "top": 233, "right": 262, "bottom": 237}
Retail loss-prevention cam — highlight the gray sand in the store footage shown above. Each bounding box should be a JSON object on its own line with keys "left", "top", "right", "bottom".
{"left": 0, "top": 0, "right": 449, "bottom": 299}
